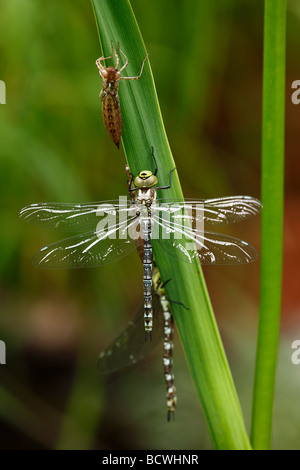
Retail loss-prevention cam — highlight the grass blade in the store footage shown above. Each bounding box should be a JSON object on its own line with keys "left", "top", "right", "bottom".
{"left": 251, "top": 0, "right": 286, "bottom": 450}
{"left": 92, "top": 0, "right": 251, "bottom": 449}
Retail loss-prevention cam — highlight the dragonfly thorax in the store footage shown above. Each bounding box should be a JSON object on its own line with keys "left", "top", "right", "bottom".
{"left": 135, "top": 187, "right": 157, "bottom": 204}
{"left": 102, "top": 66, "right": 121, "bottom": 83}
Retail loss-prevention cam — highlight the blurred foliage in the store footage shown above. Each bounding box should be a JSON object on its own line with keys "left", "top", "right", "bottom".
{"left": 0, "top": 0, "right": 299, "bottom": 450}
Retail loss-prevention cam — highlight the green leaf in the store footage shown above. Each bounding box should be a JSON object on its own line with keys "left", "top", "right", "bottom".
{"left": 92, "top": 0, "right": 251, "bottom": 449}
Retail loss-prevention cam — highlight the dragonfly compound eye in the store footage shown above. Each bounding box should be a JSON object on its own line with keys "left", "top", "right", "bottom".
{"left": 134, "top": 171, "right": 158, "bottom": 189}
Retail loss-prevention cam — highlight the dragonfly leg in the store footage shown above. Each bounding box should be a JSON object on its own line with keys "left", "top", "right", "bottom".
{"left": 119, "top": 53, "right": 148, "bottom": 80}
{"left": 155, "top": 167, "right": 176, "bottom": 190}
{"left": 127, "top": 172, "right": 136, "bottom": 193}
{"left": 118, "top": 43, "right": 129, "bottom": 72}
{"left": 168, "top": 299, "right": 189, "bottom": 311}
{"left": 96, "top": 41, "right": 119, "bottom": 72}
{"left": 151, "top": 146, "right": 158, "bottom": 176}
{"left": 150, "top": 147, "right": 176, "bottom": 186}
{"left": 161, "top": 278, "right": 171, "bottom": 289}
{"left": 111, "top": 41, "right": 119, "bottom": 69}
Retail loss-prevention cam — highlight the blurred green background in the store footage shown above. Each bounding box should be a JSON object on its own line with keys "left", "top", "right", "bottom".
{"left": 0, "top": 0, "right": 299, "bottom": 450}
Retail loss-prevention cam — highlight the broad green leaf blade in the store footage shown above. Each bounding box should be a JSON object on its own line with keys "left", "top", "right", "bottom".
{"left": 92, "top": 0, "right": 251, "bottom": 449}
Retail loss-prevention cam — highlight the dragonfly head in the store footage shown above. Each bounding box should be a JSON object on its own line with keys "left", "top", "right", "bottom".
{"left": 134, "top": 170, "right": 158, "bottom": 188}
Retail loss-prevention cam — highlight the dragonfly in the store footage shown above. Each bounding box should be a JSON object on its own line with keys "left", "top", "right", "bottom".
{"left": 98, "top": 264, "right": 182, "bottom": 421}
{"left": 19, "top": 148, "right": 261, "bottom": 340}
{"left": 107, "top": 164, "right": 187, "bottom": 419}
{"left": 96, "top": 42, "right": 148, "bottom": 148}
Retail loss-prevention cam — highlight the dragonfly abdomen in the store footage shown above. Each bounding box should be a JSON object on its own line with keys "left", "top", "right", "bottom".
{"left": 162, "top": 301, "right": 177, "bottom": 419}
{"left": 142, "top": 216, "right": 153, "bottom": 338}
{"left": 101, "top": 91, "right": 122, "bottom": 148}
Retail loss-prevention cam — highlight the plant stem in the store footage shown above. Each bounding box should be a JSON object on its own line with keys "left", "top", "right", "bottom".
{"left": 251, "top": 0, "right": 286, "bottom": 450}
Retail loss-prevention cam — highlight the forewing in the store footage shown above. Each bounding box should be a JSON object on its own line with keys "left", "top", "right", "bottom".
{"left": 155, "top": 196, "right": 261, "bottom": 227}
{"left": 19, "top": 200, "right": 133, "bottom": 232}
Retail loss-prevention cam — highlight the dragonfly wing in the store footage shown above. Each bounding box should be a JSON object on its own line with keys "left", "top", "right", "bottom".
{"left": 19, "top": 200, "right": 133, "bottom": 232}
{"left": 155, "top": 196, "right": 261, "bottom": 227}
{"left": 153, "top": 214, "right": 258, "bottom": 265}
{"left": 32, "top": 217, "right": 138, "bottom": 268}
{"left": 97, "top": 294, "right": 164, "bottom": 374}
